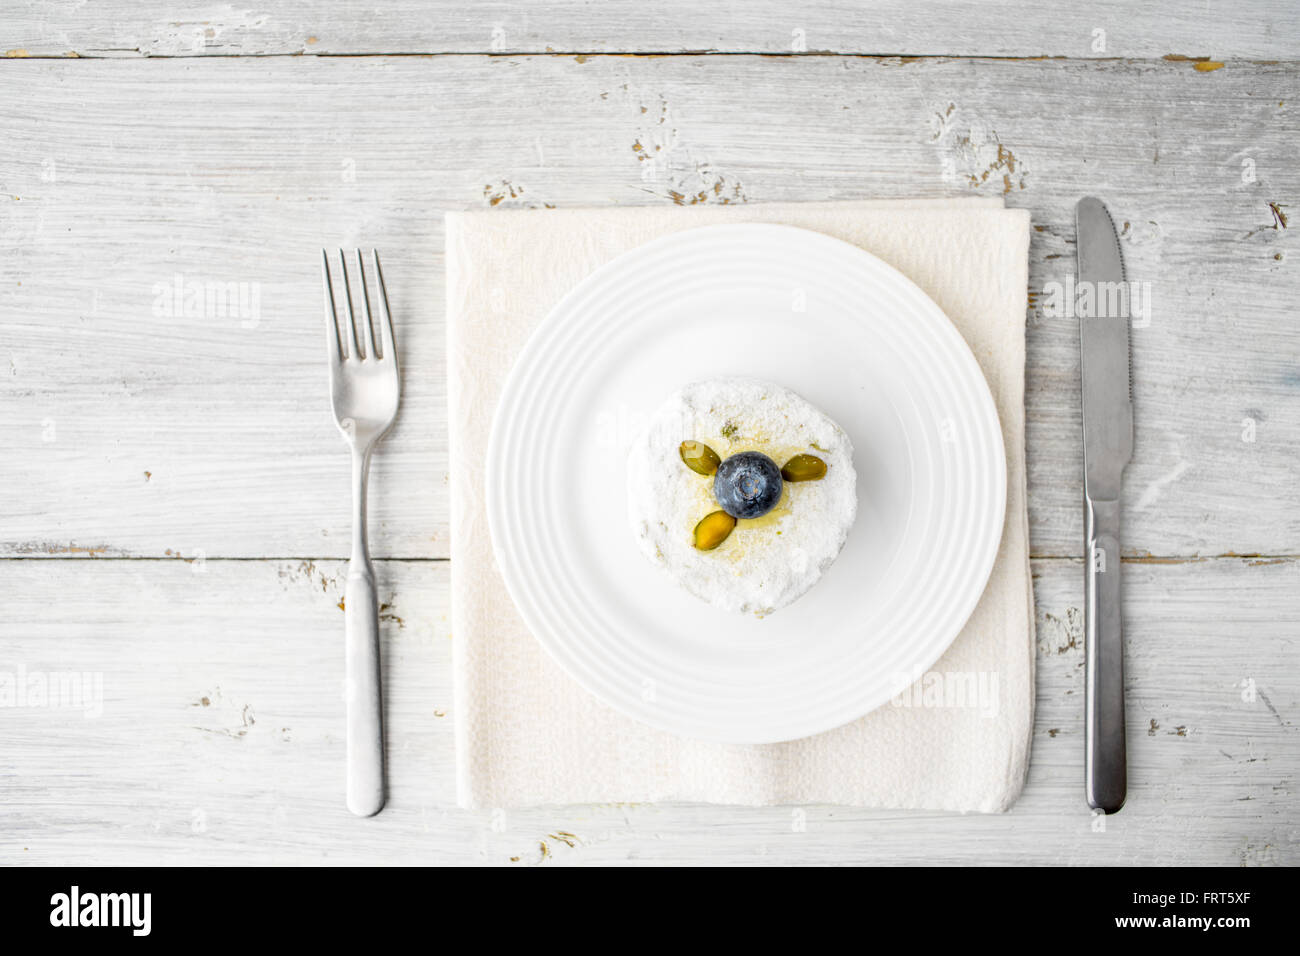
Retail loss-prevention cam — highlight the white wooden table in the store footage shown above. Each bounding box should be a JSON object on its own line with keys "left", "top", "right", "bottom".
{"left": 2, "top": 2, "right": 1297, "bottom": 865}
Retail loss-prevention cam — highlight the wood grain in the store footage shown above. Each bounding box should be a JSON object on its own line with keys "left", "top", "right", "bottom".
{"left": 1, "top": 1, "right": 1297, "bottom": 59}
{"left": 0, "top": 556, "right": 1293, "bottom": 865}
{"left": 1, "top": 30, "right": 1296, "bottom": 866}
{"left": 1, "top": 54, "right": 1297, "bottom": 559}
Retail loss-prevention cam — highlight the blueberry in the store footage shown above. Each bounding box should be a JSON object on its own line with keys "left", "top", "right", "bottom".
{"left": 713, "top": 451, "right": 783, "bottom": 519}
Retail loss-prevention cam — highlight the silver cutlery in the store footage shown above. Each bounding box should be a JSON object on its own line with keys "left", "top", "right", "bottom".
{"left": 1075, "top": 198, "right": 1134, "bottom": 813}
{"left": 322, "top": 249, "right": 400, "bottom": 817}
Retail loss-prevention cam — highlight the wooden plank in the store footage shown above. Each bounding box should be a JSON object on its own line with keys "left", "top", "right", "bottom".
{"left": 1, "top": 54, "right": 1297, "bottom": 559}
{"left": 0, "top": 555, "right": 1294, "bottom": 865}
{"left": 2, "top": 1, "right": 1298, "bottom": 59}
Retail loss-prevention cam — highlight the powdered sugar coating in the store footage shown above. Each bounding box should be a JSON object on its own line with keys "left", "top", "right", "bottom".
{"left": 627, "top": 378, "right": 857, "bottom": 615}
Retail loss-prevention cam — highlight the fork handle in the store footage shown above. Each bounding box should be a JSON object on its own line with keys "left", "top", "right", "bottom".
{"left": 345, "top": 561, "right": 385, "bottom": 816}
{"left": 345, "top": 447, "right": 385, "bottom": 817}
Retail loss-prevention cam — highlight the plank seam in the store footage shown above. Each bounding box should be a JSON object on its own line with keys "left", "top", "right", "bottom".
{"left": 4, "top": 51, "right": 1296, "bottom": 63}
{"left": 0, "top": 554, "right": 1294, "bottom": 563}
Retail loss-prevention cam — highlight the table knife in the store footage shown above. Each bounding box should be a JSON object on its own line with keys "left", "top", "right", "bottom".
{"left": 1076, "top": 197, "right": 1134, "bottom": 814}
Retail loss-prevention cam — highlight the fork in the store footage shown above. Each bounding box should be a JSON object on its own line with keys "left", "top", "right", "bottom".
{"left": 322, "top": 249, "right": 400, "bottom": 817}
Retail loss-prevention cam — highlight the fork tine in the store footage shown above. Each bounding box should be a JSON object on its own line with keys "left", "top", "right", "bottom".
{"left": 322, "top": 249, "right": 344, "bottom": 361}
{"left": 372, "top": 249, "right": 397, "bottom": 364}
{"left": 337, "top": 248, "right": 363, "bottom": 359}
{"left": 353, "top": 249, "right": 379, "bottom": 361}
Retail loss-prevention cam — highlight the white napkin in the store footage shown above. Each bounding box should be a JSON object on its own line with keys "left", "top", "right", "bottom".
{"left": 446, "top": 198, "right": 1034, "bottom": 811}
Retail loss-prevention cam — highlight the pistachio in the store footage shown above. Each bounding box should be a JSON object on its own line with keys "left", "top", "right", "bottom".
{"left": 781, "top": 453, "right": 828, "bottom": 482}
{"left": 693, "top": 510, "right": 737, "bottom": 550}
{"left": 679, "top": 440, "right": 722, "bottom": 476}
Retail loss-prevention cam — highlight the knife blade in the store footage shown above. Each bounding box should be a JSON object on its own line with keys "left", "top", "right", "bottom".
{"left": 1076, "top": 196, "right": 1134, "bottom": 814}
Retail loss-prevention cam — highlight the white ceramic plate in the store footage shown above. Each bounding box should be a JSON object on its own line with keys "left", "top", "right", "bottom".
{"left": 486, "top": 224, "right": 1006, "bottom": 744}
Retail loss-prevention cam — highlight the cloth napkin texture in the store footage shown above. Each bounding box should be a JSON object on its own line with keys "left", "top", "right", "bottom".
{"left": 446, "top": 198, "right": 1034, "bottom": 811}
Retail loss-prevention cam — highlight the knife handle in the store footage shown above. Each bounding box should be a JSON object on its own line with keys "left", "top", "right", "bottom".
{"left": 1085, "top": 495, "right": 1127, "bottom": 813}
